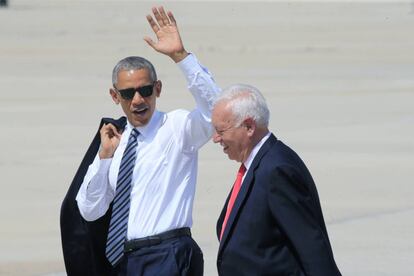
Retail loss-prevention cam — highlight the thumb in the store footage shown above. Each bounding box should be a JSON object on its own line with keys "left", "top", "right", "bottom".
{"left": 143, "top": 36, "right": 157, "bottom": 50}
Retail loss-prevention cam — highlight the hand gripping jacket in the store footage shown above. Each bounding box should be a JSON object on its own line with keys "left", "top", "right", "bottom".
{"left": 60, "top": 117, "right": 126, "bottom": 276}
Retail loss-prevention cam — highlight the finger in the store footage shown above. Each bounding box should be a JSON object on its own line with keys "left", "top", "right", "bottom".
{"left": 167, "top": 11, "right": 177, "bottom": 26}
{"left": 158, "top": 6, "right": 170, "bottom": 26}
{"left": 100, "top": 124, "right": 112, "bottom": 138}
{"left": 143, "top": 37, "right": 157, "bottom": 50}
{"left": 104, "top": 127, "right": 115, "bottom": 138}
{"left": 102, "top": 123, "right": 117, "bottom": 138}
{"left": 146, "top": 15, "right": 160, "bottom": 33}
{"left": 114, "top": 131, "right": 122, "bottom": 139}
{"left": 152, "top": 7, "right": 165, "bottom": 27}
{"left": 101, "top": 123, "right": 112, "bottom": 133}
{"left": 107, "top": 123, "right": 121, "bottom": 137}
{"left": 100, "top": 125, "right": 106, "bottom": 136}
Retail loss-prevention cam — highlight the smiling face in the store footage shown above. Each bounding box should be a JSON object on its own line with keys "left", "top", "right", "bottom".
{"left": 110, "top": 68, "right": 161, "bottom": 127}
{"left": 212, "top": 101, "right": 253, "bottom": 163}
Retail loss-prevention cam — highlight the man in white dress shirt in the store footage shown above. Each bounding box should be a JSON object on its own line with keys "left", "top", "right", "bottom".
{"left": 75, "top": 7, "right": 220, "bottom": 276}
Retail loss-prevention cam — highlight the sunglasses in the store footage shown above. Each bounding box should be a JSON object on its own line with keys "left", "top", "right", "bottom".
{"left": 115, "top": 83, "right": 155, "bottom": 100}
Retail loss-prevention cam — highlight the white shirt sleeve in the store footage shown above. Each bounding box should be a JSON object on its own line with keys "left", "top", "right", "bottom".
{"left": 76, "top": 155, "right": 116, "bottom": 221}
{"left": 177, "top": 53, "right": 221, "bottom": 151}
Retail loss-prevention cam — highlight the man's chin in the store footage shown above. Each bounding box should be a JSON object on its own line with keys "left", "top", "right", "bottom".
{"left": 227, "top": 153, "right": 236, "bottom": 161}
{"left": 128, "top": 115, "right": 150, "bottom": 127}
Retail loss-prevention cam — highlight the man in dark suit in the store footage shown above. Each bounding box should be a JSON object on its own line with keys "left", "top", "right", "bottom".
{"left": 211, "top": 84, "right": 342, "bottom": 275}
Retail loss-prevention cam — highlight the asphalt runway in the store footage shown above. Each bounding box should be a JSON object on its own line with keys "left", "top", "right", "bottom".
{"left": 0, "top": 1, "right": 413, "bottom": 275}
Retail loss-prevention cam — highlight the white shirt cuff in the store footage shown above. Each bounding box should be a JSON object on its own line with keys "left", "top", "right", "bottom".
{"left": 178, "top": 53, "right": 201, "bottom": 75}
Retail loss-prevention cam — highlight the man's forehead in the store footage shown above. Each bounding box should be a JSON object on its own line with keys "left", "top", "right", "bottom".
{"left": 213, "top": 106, "right": 235, "bottom": 125}
{"left": 117, "top": 69, "right": 151, "bottom": 83}
{"left": 118, "top": 68, "right": 149, "bottom": 77}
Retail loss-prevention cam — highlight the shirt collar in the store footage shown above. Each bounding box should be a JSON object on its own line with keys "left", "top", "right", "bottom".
{"left": 243, "top": 132, "right": 271, "bottom": 171}
{"left": 125, "top": 110, "right": 163, "bottom": 140}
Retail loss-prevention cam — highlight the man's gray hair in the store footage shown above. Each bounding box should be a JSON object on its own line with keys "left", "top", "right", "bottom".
{"left": 215, "top": 84, "right": 270, "bottom": 128}
{"left": 112, "top": 56, "right": 157, "bottom": 86}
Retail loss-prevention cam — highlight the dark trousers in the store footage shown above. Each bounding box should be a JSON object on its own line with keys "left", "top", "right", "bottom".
{"left": 0, "top": 0, "right": 7, "bottom": 7}
{"left": 116, "top": 235, "right": 203, "bottom": 276}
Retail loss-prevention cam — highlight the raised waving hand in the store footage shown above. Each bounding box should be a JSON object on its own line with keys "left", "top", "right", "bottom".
{"left": 144, "top": 6, "right": 188, "bottom": 63}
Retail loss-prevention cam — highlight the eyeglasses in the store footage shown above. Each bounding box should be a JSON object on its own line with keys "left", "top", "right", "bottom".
{"left": 215, "top": 124, "right": 240, "bottom": 137}
{"left": 115, "top": 83, "right": 155, "bottom": 100}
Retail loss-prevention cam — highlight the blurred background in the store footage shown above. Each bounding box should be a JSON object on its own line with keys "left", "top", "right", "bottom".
{"left": 0, "top": 0, "right": 413, "bottom": 275}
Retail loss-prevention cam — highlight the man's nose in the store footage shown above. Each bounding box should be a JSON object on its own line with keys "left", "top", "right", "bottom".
{"left": 131, "top": 91, "right": 144, "bottom": 104}
{"left": 212, "top": 132, "right": 221, "bottom": 143}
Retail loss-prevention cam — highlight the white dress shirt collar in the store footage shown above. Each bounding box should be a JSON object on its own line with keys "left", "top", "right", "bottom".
{"left": 243, "top": 132, "right": 271, "bottom": 171}
{"left": 125, "top": 110, "right": 164, "bottom": 140}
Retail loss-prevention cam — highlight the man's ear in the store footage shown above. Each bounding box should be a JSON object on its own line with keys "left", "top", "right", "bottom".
{"left": 244, "top": 118, "right": 256, "bottom": 136}
{"left": 155, "top": 80, "right": 162, "bottom": 97}
{"left": 110, "top": 88, "right": 120, "bottom": 104}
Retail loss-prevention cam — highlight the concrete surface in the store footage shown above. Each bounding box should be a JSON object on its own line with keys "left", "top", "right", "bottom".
{"left": 0, "top": 1, "right": 413, "bottom": 275}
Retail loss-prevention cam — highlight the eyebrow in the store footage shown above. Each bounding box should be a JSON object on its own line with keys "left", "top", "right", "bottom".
{"left": 215, "top": 125, "right": 232, "bottom": 134}
{"left": 117, "top": 84, "right": 153, "bottom": 90}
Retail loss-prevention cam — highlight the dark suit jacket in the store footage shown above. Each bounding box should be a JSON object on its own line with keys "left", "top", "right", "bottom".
{"left": 217, "top": 134, "right": 341, "bottom": 276}
{"left": 60, "top": 117, "right": 126, "bottom": 276}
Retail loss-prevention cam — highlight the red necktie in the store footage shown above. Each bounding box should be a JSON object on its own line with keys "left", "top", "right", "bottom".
{"left": 220, "top": 164, "right": 247, "bottom": 240}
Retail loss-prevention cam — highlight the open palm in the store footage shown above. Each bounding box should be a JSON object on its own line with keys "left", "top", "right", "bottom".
{"left": 144, "top": 6, "right": 187, "bottom": 62}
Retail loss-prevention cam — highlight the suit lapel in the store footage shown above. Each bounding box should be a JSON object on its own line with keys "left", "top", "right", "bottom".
{"left": 218, "top": 134, "right": 277, "bottom": 254}
{"left": 216, "top": 194, "right": 229, "bottom": 239}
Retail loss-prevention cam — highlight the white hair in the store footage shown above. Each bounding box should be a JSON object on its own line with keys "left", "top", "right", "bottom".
{"left": 215, "top": 84, "right": 270, "bottom": 127}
